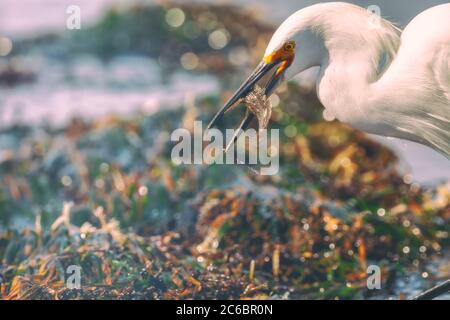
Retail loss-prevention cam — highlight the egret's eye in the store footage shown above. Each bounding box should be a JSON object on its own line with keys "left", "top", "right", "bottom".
{"left": 284, "top": 41, "right": 296, "bottom": 51}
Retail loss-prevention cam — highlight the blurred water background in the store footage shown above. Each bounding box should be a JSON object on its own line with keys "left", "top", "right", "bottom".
{"left": 0, "top": 0, "right": 449, "bottom": 183}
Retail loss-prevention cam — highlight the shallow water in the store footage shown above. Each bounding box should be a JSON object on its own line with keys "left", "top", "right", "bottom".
{"left": 0, "top": 54, "right": 219, "bottom": 125}
{"left": 391, "top": 254, "right": 450, "bottom": 300}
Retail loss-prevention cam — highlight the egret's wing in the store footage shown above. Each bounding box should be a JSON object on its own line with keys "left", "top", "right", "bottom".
{"left": 427, "top": 45, "right": 450, "bottom": 158}
{"left": 390, "top": 4, "right": 450, "bottom": 158}
{"left": 434, "top": 46, "right": 450, "bottom": 104}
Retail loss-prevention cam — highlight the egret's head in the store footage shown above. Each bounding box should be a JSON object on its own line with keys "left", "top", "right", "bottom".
{"left": 206, "top": 3, "right": 332, "bottom": 131}
{"left": 262, "top": 40, "right": 296, "bottom": 92}
{"left": 207, "top": 40, "right": 297, "bottom": 130}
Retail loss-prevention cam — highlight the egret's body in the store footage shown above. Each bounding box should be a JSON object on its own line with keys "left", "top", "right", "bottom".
{"left": 273, "top": 2, "right": 450, "bottom": 156}
{"left": 209, "top": 2, "right": 450, "bottom": 158}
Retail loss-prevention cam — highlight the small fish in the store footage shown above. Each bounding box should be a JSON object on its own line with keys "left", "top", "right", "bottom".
{"left": 243, "top": 85, "right": 272, "bottom": 130}
{"left": 218, "top": 85, "right": 274, "bottom": 153}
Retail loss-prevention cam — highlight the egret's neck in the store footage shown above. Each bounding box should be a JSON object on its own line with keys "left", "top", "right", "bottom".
{"left": 315, "top": 26, "right": 400, "bottom": 133}
{"left": 316, "top": 48, "right": 382, "bottom": 127}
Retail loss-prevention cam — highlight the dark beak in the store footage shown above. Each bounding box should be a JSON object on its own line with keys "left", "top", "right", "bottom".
{"left": 206, "top": 59, "right": 282, "bottom": 132}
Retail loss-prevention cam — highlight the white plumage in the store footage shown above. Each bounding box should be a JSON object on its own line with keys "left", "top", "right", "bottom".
{"left": 266, "top": 2, "right": 450, "bottom": 157}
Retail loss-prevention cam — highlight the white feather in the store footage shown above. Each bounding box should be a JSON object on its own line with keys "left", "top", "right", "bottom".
{"left": 265, "top": 2, "right": 450, "bottom": 158}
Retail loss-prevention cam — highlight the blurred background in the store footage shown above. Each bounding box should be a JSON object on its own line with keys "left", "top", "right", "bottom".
{"left": 0, "top": 0, "right": 448, "bottom": 300}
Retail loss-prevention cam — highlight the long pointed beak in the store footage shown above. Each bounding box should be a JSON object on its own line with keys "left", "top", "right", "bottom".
{"left": 206, "top": 59, "right": 281, "bottom": 130}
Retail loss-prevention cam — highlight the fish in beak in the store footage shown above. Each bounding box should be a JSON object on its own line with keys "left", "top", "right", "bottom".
{"left": 206, "top": 41, "right": 296, "bottom": 135}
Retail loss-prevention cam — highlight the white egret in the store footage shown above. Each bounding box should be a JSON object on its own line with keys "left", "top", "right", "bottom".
{"left": 208, "top": 2, "right": 450, "bottom": 158}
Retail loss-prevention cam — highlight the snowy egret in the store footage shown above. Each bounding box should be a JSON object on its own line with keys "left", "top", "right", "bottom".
{"left": 208, "top": 2, "right": 450, "bottom": 158}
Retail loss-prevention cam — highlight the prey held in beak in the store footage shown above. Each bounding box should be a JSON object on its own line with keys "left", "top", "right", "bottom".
{"left": 206, "top": 59, "right": 281, "bottom": 131}
{"left": 206, "top": 40, "right": 296, "bottom": 150}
